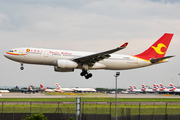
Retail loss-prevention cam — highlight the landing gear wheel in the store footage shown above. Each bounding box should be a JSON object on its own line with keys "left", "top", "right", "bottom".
{"left": 85, "top": 73, "right": 93, "bottom": 79}
{"left": 20, "top": 67, "right": 24, "bottom": 70}
{"left": 88, "top": 73, "right": 92, "bottom": 78}
{"left": 80, "top": 70, "right": 88, "bottom": 76}
{"left": 20, "top": 63, "right": 24, "bottom": 70}
{"left": 85, "top": 75, "right": 89, "bottom": 79}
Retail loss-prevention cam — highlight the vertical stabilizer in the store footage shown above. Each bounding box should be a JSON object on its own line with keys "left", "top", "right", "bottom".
{"left": 135, "top": 33, "right": 173, "bottom": 61}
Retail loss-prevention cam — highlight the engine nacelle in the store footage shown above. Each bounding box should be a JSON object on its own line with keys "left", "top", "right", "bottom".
{"left": 54, "top": 66, "right": 74, "bottom": 72}
{"left": 57, "top": 60, "right": 78, "bottom": 69}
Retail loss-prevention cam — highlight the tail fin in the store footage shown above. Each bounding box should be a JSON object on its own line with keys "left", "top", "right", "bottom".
{"left": 159, "top": 83, "right": 166, "bottom": 91}
{"left": 160, "top": 83, "right": 164, "bottom": 88}
{"left": 141, "top": 84, "right": 147, "bottom": 91}
{"left": 142, "top": 84, "right": 146, "bottom": 88}
{"left": 40, "top": 84, "right": 46, "bottom": 91}
{"left": 169, "top": 83, "right": 176, "bottom": 91}
{"left": 133, "top": 85, "right": 137, "bottom": 90}
{"left": 129, "top": 85, "right": 134, "bottom": 91}
{"left": 153, "top": 84, "right": 158, "bottom": 91}
{"left": 170, "top": 83, "right": 175, "bottom": 87}
{"left": 135, "top": 33, "right": 173, "bottom": 61}
{"left": 55, "top": 83, "right": 61, "bottom": 89}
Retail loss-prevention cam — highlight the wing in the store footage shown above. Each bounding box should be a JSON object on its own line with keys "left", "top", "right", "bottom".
{"left": 72, "top": 42, "right": 128, "bottom": 66}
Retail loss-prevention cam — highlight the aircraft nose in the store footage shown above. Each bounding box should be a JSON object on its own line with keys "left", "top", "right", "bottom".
{"left": 4, "top": 53, "right": 7, "bottom": 57}
{"left": 4, "top": 52, "right": 10, "bottom": 59}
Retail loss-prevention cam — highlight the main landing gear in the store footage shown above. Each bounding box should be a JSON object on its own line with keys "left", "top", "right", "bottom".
{"left": 80, "top": 70, "right": 92, "bottom": 79}
{"left": 20, "top": 63, "right": 24, "bottom": 70}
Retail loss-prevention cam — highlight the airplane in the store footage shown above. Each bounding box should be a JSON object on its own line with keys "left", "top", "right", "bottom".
{"left": 129, "top": 85, "right": 142, "bottom": 93}
{"left": 71, "top": 87, "right": 96, "bottom": 93}
{"left": 40, "top": 84, "right": 56, "bottom": 92}
{"left": 141, "top": 84, "right": 154, "bottom": 93}
{"left": 169, "top": 83, "right": 180, "bottom": 93}
{"left": 21, "top": 85, "right": 39, "bottom": 94}
{"left": 159, "top": 83, "right": 171, "bottom": 94}
{"left": 4, "top": 33, "right": 174, "bottom": 79}
{"left": 0, "top": 90, "right": 9, "bottom": 93}
{"left": 55, "top": 83, "right": 73, "bottom": 92}
{"left": 133, "top": 85, "right": 142, "bottom": 92}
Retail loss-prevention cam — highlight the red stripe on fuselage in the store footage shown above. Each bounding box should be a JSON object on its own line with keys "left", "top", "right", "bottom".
{"left": 6, "top": 52, "right": 27, "bottom": 56}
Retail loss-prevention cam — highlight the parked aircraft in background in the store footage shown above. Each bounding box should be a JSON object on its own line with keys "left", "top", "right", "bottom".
{"left": 159, "top": 83, "right": 171, "bottom": 93}
{"left": 159, "top": 83, "right": 169, "bottom": 92}
{"left": 133, "top": 85, "right": 141, "bottom": 91}
{"left": 40, "top": 84, "right": 55, "bottom": 92}
{"left": 129, "top": 85, "right": 142, "bottom": 93}
{"left": 55, "top": 83, "right": 73, "bottom": 92}
{"left": 0, "top": 90, "right": 9, "bottom": 93}
{"left": 141, "top": 84, "right": 154, "bottom": 93}
{"left": 4, "top": 33, "right": 174, "bottom": 79}
{"left": 152, "top": 84, "right": 159, "bottom": 92}
{"left": 71, "top": 87, "right": 96, "bottom": 93}
{"left": 129, "top": 85, "right": 134, "bottom": 92}
{"left": 21, "top": 85, "right": 39, "bottom": 94}
{"left": 169, "top": 83, "right": 180, "bottom": 93}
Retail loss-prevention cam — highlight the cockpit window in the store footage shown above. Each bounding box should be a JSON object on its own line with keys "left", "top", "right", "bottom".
{"left": 8, "top": 50, "right": 14, "bottom": 52}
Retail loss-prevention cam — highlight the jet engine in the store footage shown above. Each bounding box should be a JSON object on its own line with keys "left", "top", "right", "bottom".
{"left": 57, "top": 60, "right": 78, "bottom": 69}
{"left": 54, "top": 66, "right": 74, "bottom": 72}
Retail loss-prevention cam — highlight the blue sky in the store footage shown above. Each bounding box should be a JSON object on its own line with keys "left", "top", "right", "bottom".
{"left": 0, "top": 0, "right": 180, "bottom": 89}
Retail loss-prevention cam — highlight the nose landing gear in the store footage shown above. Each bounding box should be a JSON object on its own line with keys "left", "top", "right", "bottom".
{"left": 20, "top": 63, "right": 24, "bottom": 70}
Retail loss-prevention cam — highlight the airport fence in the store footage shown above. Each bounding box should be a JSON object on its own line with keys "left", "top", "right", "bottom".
{"left": 0, "top": 102, "right": 180, "bottom": 120}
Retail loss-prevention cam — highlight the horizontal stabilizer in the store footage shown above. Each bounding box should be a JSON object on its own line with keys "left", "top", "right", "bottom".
{"left": 150, "top": 56, "right": 175, "bottom": 63}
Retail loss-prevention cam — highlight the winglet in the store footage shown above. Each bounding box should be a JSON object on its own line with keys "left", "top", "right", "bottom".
{"left": 120, "top": 42, "right": 128, "bottom": 48}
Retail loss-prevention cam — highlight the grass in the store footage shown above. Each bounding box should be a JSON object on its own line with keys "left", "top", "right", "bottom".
{"left": 1, "top": 104, "right": 180, "bottom": 116}
{"left": 0, "top": 96, "right": 180, "bottom": 116}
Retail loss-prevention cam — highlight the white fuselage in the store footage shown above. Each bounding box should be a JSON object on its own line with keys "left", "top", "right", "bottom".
{"left": 44, "top": 89, "right": 56, "bottom": 92}
{"left": 0, "top": 90, "right": 9, "bottom": 93}
{"left": 72, "top": 88, "right": 96, "bottom": 92}
{"left": 130, "top": 89, "right": 142, "bottom": 93}
{"left": 4, "top": 47, "right": 155, "bottom": 70}
{"left": 159, "top": 88, "right": 171, "bottom": 92}
{"left": 55, "top": 88, "right": 74, "bottom": 92}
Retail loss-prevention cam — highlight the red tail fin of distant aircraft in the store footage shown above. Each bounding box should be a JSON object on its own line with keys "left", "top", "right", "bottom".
{"left": 135, "top": 33, "right": 174, "bottom": 62}
{"left": 159, "top": 83, "right": 166, "bottom": 91}
{"left": 40, "top": 84, "right": 46, "bottom": 91}
{"left": 133, "top": 85, "right": 137, "bottom": 90}
{"left": 129, "top": 85, "right": 134, "bottom": 91}
{"left": 160, "top": 83, "right": 164, "bottom": 87}
{"left": 141, "top": 84, "right": 147, "bottom": 91}
{"left": 170, "top": 83, "right": 175, "bottom": 87}
{"left": 153, "top": 83, "right": 158, "bottom": 91}
{"left": 169, "top": 83, "right": 176, "bottom": 91}
{"left": 55, "top": 83, "right": 61, "bottom": 89}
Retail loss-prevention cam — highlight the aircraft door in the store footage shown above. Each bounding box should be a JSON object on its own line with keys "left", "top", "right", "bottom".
{"left": 19, "top": 49, "right": 24, "bottom": 55}
{"left": 133, "top": 57, "right": 138, "bottom": 64}
{"left": 44, "top": 50, "right": 49, "bottom": 57}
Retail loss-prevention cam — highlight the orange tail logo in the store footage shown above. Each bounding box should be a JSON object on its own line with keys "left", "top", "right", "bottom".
{"left": 151, "top": 43, "right": 166, "bottom": 54}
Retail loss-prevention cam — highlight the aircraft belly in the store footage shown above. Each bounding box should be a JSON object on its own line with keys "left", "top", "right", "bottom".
{"left": 101, "top": 59, "right": 150, "bottom": 70}
{"left": 5, "top": 55, "right": 25, "bottom": 63}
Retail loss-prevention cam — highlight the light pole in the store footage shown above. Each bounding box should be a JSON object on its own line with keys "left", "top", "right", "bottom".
{"left": 114, "top": 72, "right": 120, "bottom": 120}
{"left": 178, "top": 74, "right": 180, "bottom": 87}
